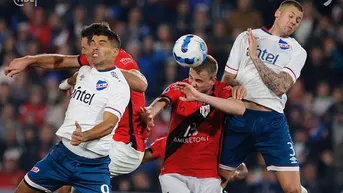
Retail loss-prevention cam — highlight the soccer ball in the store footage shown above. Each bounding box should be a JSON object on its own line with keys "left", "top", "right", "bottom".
{"left": 172, "top": 34, "right": 208, "bottom": 68}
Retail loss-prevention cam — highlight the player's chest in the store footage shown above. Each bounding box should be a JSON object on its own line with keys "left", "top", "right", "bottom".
{"left": 70, "top": 74, "right": 111, "bottom": 106}
{"left": 245, "top": 38, "right": 293, "bottom": 67}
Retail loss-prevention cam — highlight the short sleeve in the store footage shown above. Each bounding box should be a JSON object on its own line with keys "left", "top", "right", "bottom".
{"left": 104, "top": 82, "right": 130, "bottom": 119}
{"left": 149, "top": 137, "right": 166, "bottom": 159}
{"left": 78, "top": 54, "right": 90, "bottom": 66}
{"left": 281, "top": 47, "right": 307, "bottom": 83}
{"left": 225, "top": 32, "right": 247, "bottom": 75}
{"left": 160, "top": 83, "right": 183, "bottom": 105}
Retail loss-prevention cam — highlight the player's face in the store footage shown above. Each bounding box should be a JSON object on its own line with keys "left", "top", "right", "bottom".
{"left": 81, "top": 37, "right": 89, "bottom": 55}
{"left": 90, "top": 35, "right": 118, "bottom": 66}
{"left": 188, "top": 68, "right": 215, "bottom": 93}
{"left": 275, "top": 5, "right": 303, "bottom": 36}
{"left": 81, "top": 37, "right": 93, "bottom": 63}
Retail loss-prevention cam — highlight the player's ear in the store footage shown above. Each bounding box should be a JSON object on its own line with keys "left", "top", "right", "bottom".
{"left": 111, "top": 48, "right": 119, "bottom": 57}
{"left": 275, "top": 8, "right": 281, "bottom": 18}
{"left": 209, "top": 75, "right": 216, "bottom": 86}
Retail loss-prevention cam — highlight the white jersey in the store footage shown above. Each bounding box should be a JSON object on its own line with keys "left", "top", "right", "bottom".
{"left": 56, "top": 65, "right": 130, "bottom": 156}
{"left": 225, "top": 28, "right": 307, "bottom": 113}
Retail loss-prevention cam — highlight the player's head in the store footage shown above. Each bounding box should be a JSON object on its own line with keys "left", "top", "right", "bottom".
{"left": 188, "top": 55, "right": 218, "bottom": 93}
{"left": 90, "top": 27, "right": 121, "bottom": 66}
{"left": 274, "top": 0, "right": 303, "bottom": 37}
{"left": 80, "top": 22, "right": 111, "bottom": 55}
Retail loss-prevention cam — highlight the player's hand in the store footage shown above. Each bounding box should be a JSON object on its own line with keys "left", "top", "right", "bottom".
{"left": 230, "top": 163, "right": 248, "bottom": 181}
{"left": 174, "top": 82, "right": 201, "bottom": 102}
{"left": 71, "top": 121, "right": 83, "bottom": 146}
{"left": 140, "top": 107, "right": 154, "bottom": 128}
{"left": 231, "top": 86, "right": 246, "bottom": 100}
{"left": 247, "top": 28, "right": 258, "bottom": 60}
{"left": 4, "top": 57, "right": 33, "bottom": 77}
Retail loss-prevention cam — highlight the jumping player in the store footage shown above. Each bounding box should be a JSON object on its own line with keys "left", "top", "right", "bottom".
{"left": 219, "top": 1, "right": 308, "bottom": 193}
{"left": 140, "top": 55, "right": 246, "bottom": 193}
{"left": 14, "top": 28, "right": 130, "bottom": 193}
{"left": 4, "top": 23, "right": 149, "bottom": 178}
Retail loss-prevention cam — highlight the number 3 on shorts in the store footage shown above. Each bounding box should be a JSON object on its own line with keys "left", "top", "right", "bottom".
{"left": 101, "top": 184, "right": 110, "bottom": 193}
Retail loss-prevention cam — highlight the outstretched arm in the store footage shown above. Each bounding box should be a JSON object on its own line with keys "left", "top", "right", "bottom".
{"left": 5, "top": 54, "right": 80, "bottom": 77}
{"left": 250, "top": 57, "right": 293, "bottom": 96}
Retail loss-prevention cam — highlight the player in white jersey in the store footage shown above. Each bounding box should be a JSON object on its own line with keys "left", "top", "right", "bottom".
{"left": 219, "top": 1, "right": 308, "bottom": 193}
{"left": 14, "top": 28, "right": 130, "bottom": 193}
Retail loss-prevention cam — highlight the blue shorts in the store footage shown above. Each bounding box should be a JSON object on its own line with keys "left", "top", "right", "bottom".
{"left": 24, "top": 141, "right": 111, "bottom": 193}
{"left": 220, "top": 109, "right": 299, "bottom": 171}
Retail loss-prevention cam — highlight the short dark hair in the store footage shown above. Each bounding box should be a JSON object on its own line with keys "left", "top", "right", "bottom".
{"left": 93, "top": 28, "right": 121, "bottom": 49}
{"left": 192, "top": 55, "right": 218, "bottom": 77}
{"left": 280, "top": 0, "right": 303, "bottom": 12}
{"left": 80, "top": 22, "right": 111, "bottom": 41}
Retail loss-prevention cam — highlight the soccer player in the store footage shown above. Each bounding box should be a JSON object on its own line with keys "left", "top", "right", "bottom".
{"left": 219, "top": 1, "right": 308, "bottom": 193}
{"left": 14, "top": 28, "right": 130, "bottom": 193}
{"left": 140, "top": 55, "right": 246, "bottom": 193}
{"left": 4, "top": 23, "right": 149, "bottom": 178}
{"left": 142, "top": 136, "right": 248, "bottom": 181}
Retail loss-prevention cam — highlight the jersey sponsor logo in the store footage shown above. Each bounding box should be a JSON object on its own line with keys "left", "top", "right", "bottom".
{"left": 30, "top": 166, "right": 40, "bottom": 173}
{"left": 279, "top": 39, "right": 290, "bottom": 50}
{"left": 173, "top": 123, "right": 209, "bottom": 144}
{"left": 246, "top": 45, "right": 279, "bottom": 65}
{"left": 79, "top": 75, "right": 85, "bottom": 81}
{"left": 96, "top": 80, "right": 108, "bottom": 91}
{"left": 120, "top": 57, "right": 134, "bottom": 65}
{"left": 200, "top": 104, "right": 210, "bottom": 118}
{"left": 71, "top": 86, "right": 95, "bottom": 105}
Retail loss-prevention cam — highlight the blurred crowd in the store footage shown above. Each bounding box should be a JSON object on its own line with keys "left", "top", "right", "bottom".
{"left": 0, "top": 0, "right": 342, "bottom": 192}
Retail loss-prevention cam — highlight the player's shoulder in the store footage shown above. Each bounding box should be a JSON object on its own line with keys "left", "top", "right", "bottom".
{"left": 287, "top": 37, "right": 307, "bottom": 55}
{"left": 79, "top": 65, "right": 91, "bottom": 72}
{"left": 115, "top": 49, "right": 139, "bottom": 70}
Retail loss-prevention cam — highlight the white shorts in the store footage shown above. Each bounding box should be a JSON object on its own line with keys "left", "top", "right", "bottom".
{"left": 108, "top": 141, "right": 144, "bottom": 177}
{"left": 159, "top": 173, "right": 221, "bottom": 193}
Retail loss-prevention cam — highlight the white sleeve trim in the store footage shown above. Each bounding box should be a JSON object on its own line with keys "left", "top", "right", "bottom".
{"left": 282, "top": 67, "right": 297, "bottom": 83}
{"left": 104, "top": 107, "right": 122, "bottom": 118}
{"left": 225, "top": 64, "right": 238, "bottom": 75}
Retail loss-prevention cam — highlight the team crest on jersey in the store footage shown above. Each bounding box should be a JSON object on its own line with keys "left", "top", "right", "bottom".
{"left": 200, "top": 104, "right": 210, "bottom": 118}
{"left": 96, "top": 80, "right": 108, "bottom": 91}
{"left": 31, "top": 167, "right": 40, "bottom": 173}
{"left": 278, "top": 39, "right": 290, "bottom": 50}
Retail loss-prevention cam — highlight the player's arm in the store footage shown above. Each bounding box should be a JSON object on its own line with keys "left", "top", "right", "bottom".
{"left": 120, "top": 69, "right": 148, "bottom": 92}
{"left": 81, "top": 111, "right": 119, "bottom": 141}
{"left": 175, "top": 82, "right": 245, "bottom": 115}
{"left": 222, "top": 71, "right": 240, "bottom": 86}
{"left": 222, "top": 32, "right": 246, "bottom": 87}
{"left": 247, "top": 28, "right": 307, "bottom": 96}
{"left": 59, "top": 71, "right": 78, "bottom": 91}
{"left": 141, "top": 148, "right": 157, "bottom": 164}
{"left": 4, "top": 54, "right": 80, "bottom": 77}
{"left": 141, "top": 137, "right": 166, "bottom": 164}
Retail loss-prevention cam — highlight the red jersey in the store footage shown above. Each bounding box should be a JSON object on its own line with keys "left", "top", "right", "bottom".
{"left": 148, "top": 136, "right": 167, "bottom": 160}
{"left": 159, "top": 79, "right": 231, "bottom": 178}
{"left": 78, "top": 49, "right": 147, "bottom": 152}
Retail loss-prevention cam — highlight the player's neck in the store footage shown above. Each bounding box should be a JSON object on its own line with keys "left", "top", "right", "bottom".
{"left": 268, "top": 25, "right": 287, "bottom": 38}
{"left": 94, "top": 61, "right": 114, "bottom": 71}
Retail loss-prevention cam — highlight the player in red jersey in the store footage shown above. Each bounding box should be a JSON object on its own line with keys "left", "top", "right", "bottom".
{"left": 140, "top": 55, "right": 246, "bottom": 193}
{"left": 4, "top": 23, "right": 149, "bottom": 192}
{"left": 141, "top": 136, "right": 248, "bottom": 182}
